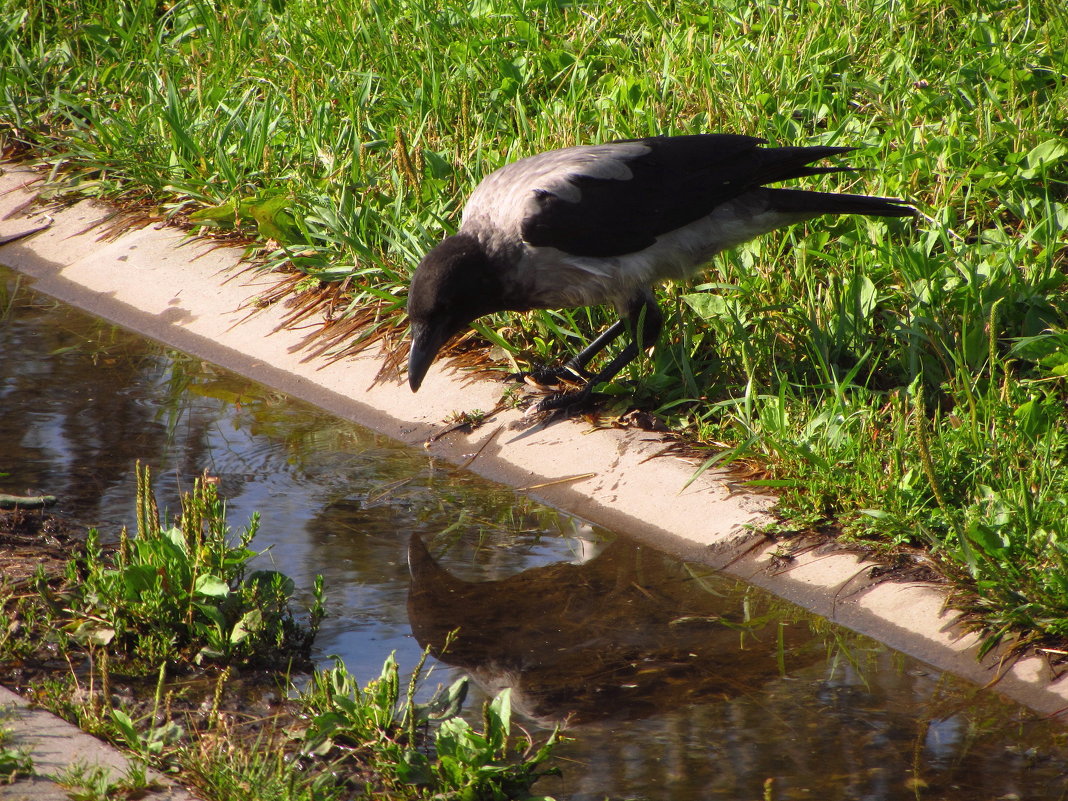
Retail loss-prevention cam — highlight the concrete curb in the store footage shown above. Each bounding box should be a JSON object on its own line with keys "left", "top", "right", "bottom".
{"left": 1, "top": 687, "right": 199, "bottom": 800}
{"left": 2, "top": 161, "right": 1066, "bottom": 738}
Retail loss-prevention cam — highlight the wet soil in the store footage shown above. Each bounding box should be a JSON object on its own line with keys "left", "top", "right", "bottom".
{"left": 0, "top": 508, "right": 82, "bottom": 585}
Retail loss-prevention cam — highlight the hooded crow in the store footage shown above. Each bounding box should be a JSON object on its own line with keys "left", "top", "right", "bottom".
{"left": 407, "top": 134, "right": 913, "bottom": 410}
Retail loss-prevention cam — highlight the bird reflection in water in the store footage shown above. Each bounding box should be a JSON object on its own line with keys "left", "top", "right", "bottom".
{"left": 406, "top": 534, "right": 820, "bottom": 726}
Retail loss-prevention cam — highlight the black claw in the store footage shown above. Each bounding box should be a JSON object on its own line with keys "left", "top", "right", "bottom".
{"left": 508, "top": 363, "right": 588, "bottom": 389}
{"left": 532, "top": 364, "right": 587, "bottom": 385}
{"left": 534, "top": 385, "right": 597, "bottom": 413}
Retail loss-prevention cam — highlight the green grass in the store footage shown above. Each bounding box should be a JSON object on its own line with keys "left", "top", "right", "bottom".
{"left": 54, "top": 762, "right": 162, "bottom": 801}
{"left": 2, "top": 0, "right": 1068, "bottom": 654}
{"left": 0, "top": 712, "right": 34, "bottom": 785}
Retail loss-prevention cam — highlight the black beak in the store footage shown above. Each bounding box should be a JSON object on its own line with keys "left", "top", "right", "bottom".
{"left": 407, "top": 320, "right": 449, "bottom": 392}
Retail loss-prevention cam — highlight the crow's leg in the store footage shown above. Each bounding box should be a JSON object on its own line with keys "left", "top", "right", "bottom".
{"left": 536, "top": 291, "right": 663, "bottom": 412}
{"left": 521, "top": 318, "right": 627, "bottom": 386}
{"left": 563, "top": 319, "right": 628, "bottom": 375}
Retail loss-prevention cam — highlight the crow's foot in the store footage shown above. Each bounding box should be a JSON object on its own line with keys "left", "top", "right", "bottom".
{"left": 507, "top": 363, "right": 589, "bottom": 390}
{"left": 532, "top": 385, "right": 599, "bottom": 414}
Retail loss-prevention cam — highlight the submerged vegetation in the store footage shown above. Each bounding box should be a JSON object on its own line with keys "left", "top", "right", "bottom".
{"left": 0, "top": 467, "right": 559, "bottom": 800}
{"left": 1, "top": 0, "right": 1067, "bottom": 654}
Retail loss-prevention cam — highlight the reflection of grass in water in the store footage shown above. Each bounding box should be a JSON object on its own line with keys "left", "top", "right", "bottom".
{"left": 0, "top": 274, "right": 22, "bottom": 325}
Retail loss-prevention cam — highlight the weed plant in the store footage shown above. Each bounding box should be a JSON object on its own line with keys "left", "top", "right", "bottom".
{"left": 288, "top": 655, "right": 558, "bottom": 800}
{"left": 0, "top": 467, "right": 560, "bottom": 799}
{"left": 2, "top": 0, "right": 1068, "bottom": 653}
{"left": 55, "top": 762, "right": 162, "bottom": 801}
{"left": 0, "top": 713, "right": 34, "bottom": 784}
{"left": 52, "top": 463, "right": 326, "bottom": 671}
{"left": 38, "top": 654, "right": 559, "bottom": 801}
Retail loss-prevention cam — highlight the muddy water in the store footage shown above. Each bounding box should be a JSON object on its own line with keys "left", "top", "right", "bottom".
{"left": 2, "top": 267, "right": 1067, "bottom": 800}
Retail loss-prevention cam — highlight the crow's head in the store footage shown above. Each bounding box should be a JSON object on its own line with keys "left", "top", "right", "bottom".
{"left": 406, "top": 234, "right": 504, "bottom": 392}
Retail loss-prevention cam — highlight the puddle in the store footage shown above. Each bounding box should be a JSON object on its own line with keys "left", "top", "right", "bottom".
{"left": 2, "top": 266, "right": 1067, "bottom": 800}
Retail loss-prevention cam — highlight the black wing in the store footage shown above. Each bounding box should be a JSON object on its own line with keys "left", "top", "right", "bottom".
{"left": 520, "top": 134, "right": 857, "bottom": 258}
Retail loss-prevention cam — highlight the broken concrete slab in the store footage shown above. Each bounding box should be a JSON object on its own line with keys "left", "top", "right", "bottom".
{"left": 1, "top": 161, "right": 1065, "bottom": 727}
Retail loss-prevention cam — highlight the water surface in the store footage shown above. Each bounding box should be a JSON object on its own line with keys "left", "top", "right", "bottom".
{"left": 2, "top": 267, "right": 1066, "bottom": 800}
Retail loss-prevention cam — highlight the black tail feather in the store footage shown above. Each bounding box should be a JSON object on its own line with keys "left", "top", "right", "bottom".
{"left": 767, "top": 187, "right": 916, "bottom": 218}
{"left": 754, "top": 145, "right": 857, "bottom": 186}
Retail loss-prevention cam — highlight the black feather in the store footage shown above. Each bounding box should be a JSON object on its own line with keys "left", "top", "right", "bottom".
{"left": 519, "top": 135, "right": 864, "bottom": 258}
{"left": 765, "top": 188, "right": 916, "bottom": 217}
